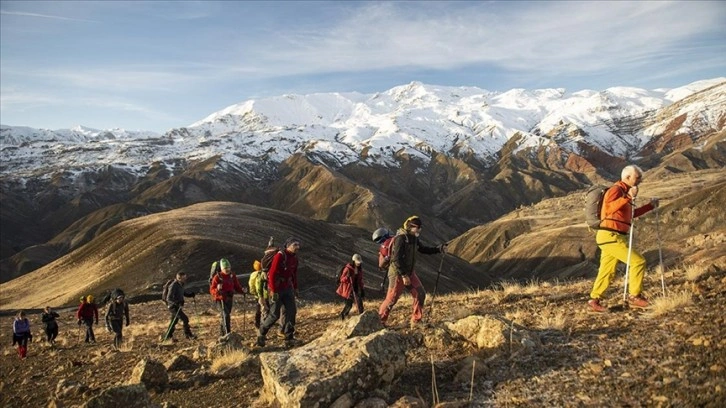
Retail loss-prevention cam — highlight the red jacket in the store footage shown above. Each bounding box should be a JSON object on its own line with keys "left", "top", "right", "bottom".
{"left": 267, "top": 250, "right": 298, "bottom": 293}
{"left": 599, "top": 180, "right": 654, "bottom": 233}
{"left": 210, "top": 272, "right": 245, "bottom": 301}
{"left": 76, "top": 302, "right": 98, "bottom": 321}
{"left": 336, "top": 262, "right": 364, "bottom": 299}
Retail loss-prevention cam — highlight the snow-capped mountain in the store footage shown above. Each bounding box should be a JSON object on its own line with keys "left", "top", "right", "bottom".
{"left": 1, "top": 78, "right": 724, "bottom": 180}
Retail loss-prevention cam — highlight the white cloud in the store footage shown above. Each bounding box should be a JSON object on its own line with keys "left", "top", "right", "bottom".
{"left": 230, "top": 2, "right": 726, "bottom": 78}
{"left": 0, "top": 9, "right": 99, "bottom": 23}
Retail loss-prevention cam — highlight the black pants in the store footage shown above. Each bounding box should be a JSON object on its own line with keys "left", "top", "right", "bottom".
{"left": 45, "top": 325, "right": 58, "bottom": 343}
{"left": 341, "top": 293, "right": 364, "bottom": 318}
{"left": 110, "top": 320, "right": 123, "bottom": 348}
{"left": 260, "top": 288, "right": 296, "bottom": 341}
{"left": 83, "top": 318, "right": 95, "bottom": 342}
{"left": 167, "top": 306, "right": 192, "bottom": 338}
{"left": 218, "top": 297, "right": 234, "bottom": 336}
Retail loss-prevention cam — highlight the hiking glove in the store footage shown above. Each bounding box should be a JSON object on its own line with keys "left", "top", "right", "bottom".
{"left": 271, "top": 292, "right": 279, "bottom": 302}
{"left": 650, "top": 198, "right": 660, "bottom": 208}
{"left": 438, "top": 243, "right": 448, "bottom": 253}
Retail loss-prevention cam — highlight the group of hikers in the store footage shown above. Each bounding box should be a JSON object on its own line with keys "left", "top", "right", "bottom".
{"left": 11, "top": 164, "right": 658, "bottom": 359}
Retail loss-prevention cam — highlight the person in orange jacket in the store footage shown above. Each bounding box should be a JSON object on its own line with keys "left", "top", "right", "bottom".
{"left": 588, "top": 164, "right": 659, "bottom": 312}
{"left": 209, "top": 258, "right": 246, "bottom": 336}
{"left": 76, "top": 295, "right": 99, "bottom": 344}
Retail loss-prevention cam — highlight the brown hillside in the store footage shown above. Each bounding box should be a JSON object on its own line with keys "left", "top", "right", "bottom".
{"left": 0, "top": 202, "right": 487, "bottom": 310}
{"left": 451, "top": 168, "right": 726, "bottom": 282}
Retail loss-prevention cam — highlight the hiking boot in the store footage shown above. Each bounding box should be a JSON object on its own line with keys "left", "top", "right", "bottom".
{"left": 184, "top": 333, "right": 197, "bottom": 340}
{"left": 255, "top": 336, "right": 266, "bottom": 348}
{"left": 588, "top": 298, "right": 607, "bottom": 313}
{"left": 628, "top": 295, "right": 649, "bottom": 309}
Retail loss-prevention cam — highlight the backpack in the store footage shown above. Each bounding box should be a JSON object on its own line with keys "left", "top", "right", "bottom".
{"left": 208, "top": 261, "right": 221, "bottom": 284}
{"left": 584, "top": 185, "right": 608, "bottom": 229}
{"left": 261, "top": 246, "right": 280, "bottom": 272}
{"left": 161, "top": 279, "right": 174, "bottom": 305}
{"left": 110, "top": 288, "right": 125, "bottom": 299}
{"left": 334, "top": 263, "right": 348, "bottom": 288}
{"left": 378, "top": 236, "right": 396, "bottom": 269}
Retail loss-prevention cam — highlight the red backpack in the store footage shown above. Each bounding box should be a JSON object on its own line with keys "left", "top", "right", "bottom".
{"left": 378, "top": 236, "right": 396, "bottom": 269}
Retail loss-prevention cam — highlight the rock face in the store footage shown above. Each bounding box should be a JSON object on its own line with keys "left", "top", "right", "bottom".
{"left": 128, "top": 358, "right": 169, "bottom": 390}
{"left": 259, "top": 311, "right": 406, "bottom": 407}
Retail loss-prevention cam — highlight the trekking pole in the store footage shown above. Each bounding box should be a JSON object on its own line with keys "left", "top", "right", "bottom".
{"left": 655, "top": 205, "right": 666, "bottom": 296}
{"left": 162, "top": 306, "right": 182, "bottom": 342}
{"left": 622, "top": 199, "right": 636, "bottom": 303}
{"left": 242, "top": 293, "right": 247, "bottom": 334}
{"left": 427, "top": 251, "right": 446, "bottom": 321}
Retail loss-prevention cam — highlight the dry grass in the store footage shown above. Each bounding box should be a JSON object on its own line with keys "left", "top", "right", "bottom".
{"left": 646, "top": 290, "right": 693, "bottom": 318}
{"left": 210, "top": 349, "right": 251, "bottom": 373}
{"left": 683, "top": 263, "right": 708, "bottom": 282}
{"left": 535, "top": 311, "right": 568, "bottom": 330}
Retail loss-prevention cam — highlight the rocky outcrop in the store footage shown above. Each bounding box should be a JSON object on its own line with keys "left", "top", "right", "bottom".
{"left": 258, "top": 312, "right": 406, "bottom": 407}
{"left": 128, "top": 358, "right": 168, "bottom": 390}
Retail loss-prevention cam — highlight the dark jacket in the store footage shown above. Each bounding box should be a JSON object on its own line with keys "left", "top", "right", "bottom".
{"left": 41, "top": 311, "right": 59, "bottom": 330}
{"left": 105, "top": 300, "right": 130, "bottom": 325}
{"left": 167, "top": 280, "right": 194, "bottom": 308}
{"left": 390, "top": 228, "right": 441, "bottom": 277}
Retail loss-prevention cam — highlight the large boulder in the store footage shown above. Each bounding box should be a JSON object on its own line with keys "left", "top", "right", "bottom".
{"left": 445, "top": 315, "right": 539, "bottom": 353}
{"left": 128, "top": 358, "right": 169, "bottom": 390}
{"left": 259, "top": 311, "right": 405, "bottom": 407}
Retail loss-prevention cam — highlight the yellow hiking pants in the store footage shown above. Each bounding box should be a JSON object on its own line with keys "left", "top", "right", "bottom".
{"left": 590, "top": 229, "right": 646, "bottom": 299}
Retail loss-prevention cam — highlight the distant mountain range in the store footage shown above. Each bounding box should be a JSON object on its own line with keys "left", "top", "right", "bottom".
{"left": 1, "top": 78, "right": 724, "bottom": 298}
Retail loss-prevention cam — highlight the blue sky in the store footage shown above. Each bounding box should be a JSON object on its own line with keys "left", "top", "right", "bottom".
{"left": 1, "top": 1, "right": 725, "bottom": 133}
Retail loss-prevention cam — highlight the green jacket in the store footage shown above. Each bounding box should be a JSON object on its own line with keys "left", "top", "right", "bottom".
{"left": 248, "top": 270, "right": 269, "bottom": 300}
{"left": 389, "top": 228, "right": 441, "bottom": 277}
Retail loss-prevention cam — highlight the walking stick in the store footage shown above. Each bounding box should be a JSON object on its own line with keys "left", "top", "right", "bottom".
{"left": 655, "top": 205, "right": 666, "bottom": 296}
{"left": 623, "top": 199, "right": 636, "bottom": 303}
{"left": 162, "top": 306, "right": 182, "bottom": 342}
{"left": 242, "top": 293, "right": 247, "bottom": 334}
{"left": 427, "top": 251, "right": 446, "bottom": 321}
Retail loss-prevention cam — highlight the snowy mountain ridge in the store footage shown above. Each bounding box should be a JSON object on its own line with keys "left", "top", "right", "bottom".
{"left": 1, "top": 78, "right": 724, "bottom": 179}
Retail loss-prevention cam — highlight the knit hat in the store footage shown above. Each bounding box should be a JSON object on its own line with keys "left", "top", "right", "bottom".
{"left": 352, "top": 253, "right": 362, "bottom": 264}
{"left": 284, "top": 237, "right": 301, "bottom": 249}
{"left": 86, "top": 295, "right": 94, "bottom": 303}
{"left": 253, "top": 260, "right": 261, "bottom": 271}
{"left": 220, "top": 258, "right": 231, "bottom": 269}
{"left": 403, "top": 215, "right": 422, "bottom": 229}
